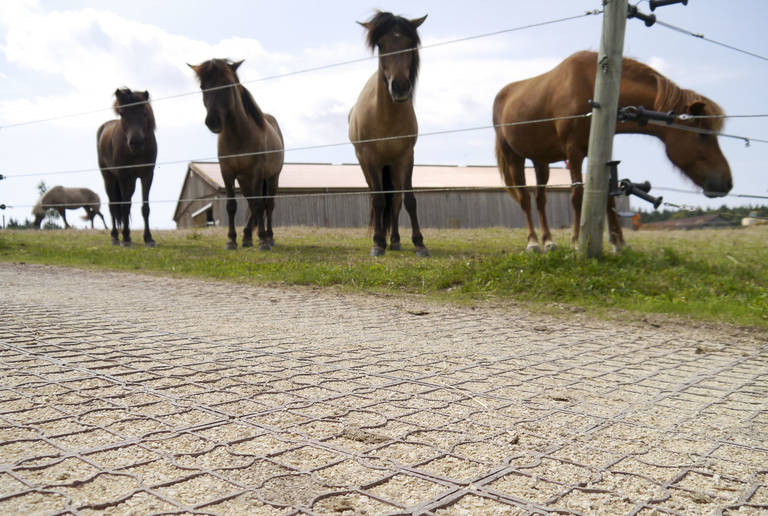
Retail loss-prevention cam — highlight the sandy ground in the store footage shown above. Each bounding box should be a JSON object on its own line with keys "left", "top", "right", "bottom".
{"left": 0, "top": 262, "right": 766, "bottom": 515}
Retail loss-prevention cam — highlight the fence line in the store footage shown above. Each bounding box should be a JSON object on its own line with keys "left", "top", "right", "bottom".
{"left": 5, "top": 110, "right": 768, "bottom": 180}
{"left": 0, "top": 11, "right": 602, "bottom": 131}
{"left": 1, "top": 114, "right": 593, "bottom": 179}
{"left": 10, "top": 181, "right": 768, "bottom": 212}
{"left": 654, "top": 19, "right": 768, "bottom": 62}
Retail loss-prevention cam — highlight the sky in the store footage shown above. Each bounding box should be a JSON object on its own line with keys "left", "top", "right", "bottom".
{"left": 1, "top": 0, "right": 766, "bottom": 229}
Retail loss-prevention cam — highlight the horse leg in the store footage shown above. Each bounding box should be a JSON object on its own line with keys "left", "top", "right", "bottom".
{"left": 118, "top": 176, "right": 137, "bottom": 246}
{"left": 264, "top": 176, "right": 278, "bottom": 247}
{"left": 223, "top": 179, "right": 238, "bottom": 249}
{"left": 239, "top": 179, "right": 255, "bottom": 248}
{"left": 97, "top": 211, "right": 108, "bottom": 230}
{"left": 59, "top": 208, "right": 70, "bottom": 229}
{"left": 360, "top": 160, "right": 387, "bottom": 256}
{"left": 606, "top": 196, "right": 626, "bottom": 252}
{"left": 533, "top": 161, "right": 555, "bottom": 251}
{"left": 103, "top": 174, "right": 121, "bottom": 245}
{"left": 497, "top": 138, "right": 539, "bottom": 252}
{"left": 244, "top": 180, "right": 269, "bottom": 251}
{"left": 140, "top": 172, "right": 156, "bottom": 247}
{"left": 566, "top": 153, "right": 585, "bottom": 250}
{"left": 384, "top": 165, "right": 402, "bottom": 251}
{"left": 399, "top": 155, "right": 427, "bottom": 256}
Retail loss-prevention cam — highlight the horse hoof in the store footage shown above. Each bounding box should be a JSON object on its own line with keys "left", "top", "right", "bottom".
{"left": 111, "top": 239, "right": 120, "bottom": 246}
{"left": 415, "top": 246, "right": 430, "bottom": 257}
{"left": 242, "top": 239, "right": 254, "bottom": 248}
{"left": 145, "top": 240, "right": 157, "bottom": 248}
{"left": 226, "top": 241, "right": 237, "bottom": 250}
{"left": 526, "top": 243, "right": 541, "bottom": 253}
{"left": 370, "top": 246, "right": 385, "bottom": 257}
{"left": 544, "top": 242, "right": 558, "bottom": 252}
{"left": 121, "top": 240, "right": 132, "bottom": 248}
{"left": 389, "top": 242, "right": 402, "bottom": 251}
{"left": 258, "top": 243, "right": 272, "bottom": 252}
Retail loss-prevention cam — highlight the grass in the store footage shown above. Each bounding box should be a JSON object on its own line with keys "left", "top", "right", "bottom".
{"left": 1, "top": 225, "right": 766, "bottom": 328}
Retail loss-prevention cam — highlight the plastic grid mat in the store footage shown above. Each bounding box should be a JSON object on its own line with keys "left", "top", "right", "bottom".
{"left": 0, "top": 264, "right": 767, "bottom": 515}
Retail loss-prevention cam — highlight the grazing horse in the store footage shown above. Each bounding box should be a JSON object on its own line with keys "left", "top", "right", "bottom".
{"left": 493, "top": 50, "right": 732, "bottom": 252}
{"left": 97, "top": 88, "right": 158, "bottom": 246}
{"left": 32, "top": 186, "right": 107, "bottom": 229}
{"left": 348, "top": 11, "right": 429, "bottom": 257}
{"left": 189, "top": 59, "right": 284, "bottom": 251}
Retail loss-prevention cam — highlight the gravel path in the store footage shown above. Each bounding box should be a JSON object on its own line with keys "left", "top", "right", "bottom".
{"left": 0, "top": 262, "right": 766, "bottom": 515}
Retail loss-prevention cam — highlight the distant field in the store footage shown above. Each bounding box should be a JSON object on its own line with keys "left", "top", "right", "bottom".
{"left": 1, "top": 225, "right": 766, "bottom": 327}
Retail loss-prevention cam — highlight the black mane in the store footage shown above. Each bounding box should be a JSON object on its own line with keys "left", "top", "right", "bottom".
{"left": 196, "top": 59, "right": 265, "bottom": 129}
{"left": 363, "top": 11, "right": 422, "bottom": 85}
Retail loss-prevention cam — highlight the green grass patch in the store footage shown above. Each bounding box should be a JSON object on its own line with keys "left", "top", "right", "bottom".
{"left": 1, "top": 225, "right": 766, "bottom": 327}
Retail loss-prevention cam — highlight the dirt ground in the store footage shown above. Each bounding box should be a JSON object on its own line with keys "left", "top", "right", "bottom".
{"left": 0, "top": 262, "right": 766, "bottom": 515}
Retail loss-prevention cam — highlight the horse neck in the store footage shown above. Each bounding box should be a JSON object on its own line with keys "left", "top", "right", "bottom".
{"left": 222, "top": 89, "right": 259, "bottom": 141}
{"left": 615, "top": 72, "right": 673, "bottom": 142}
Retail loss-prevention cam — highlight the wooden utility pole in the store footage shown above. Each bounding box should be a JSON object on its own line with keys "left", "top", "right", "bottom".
{"left": 579, "top": 0, "right": 628, "bottom": 258}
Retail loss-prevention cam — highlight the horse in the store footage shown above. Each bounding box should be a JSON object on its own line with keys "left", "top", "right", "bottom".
{"left": 97, "top": 88, "right": 158, "bottom": 247}
{"left": 189, "top": 59, "right": 284, "bottom": 251}
{"left": 348, "top": 11, "right": 429, "bottom": 257}
{"left": 32, "top": 186, "right": 107, "bottom": 230}
{"left": 493, "top": 50, "right": 732, "bottom": 252}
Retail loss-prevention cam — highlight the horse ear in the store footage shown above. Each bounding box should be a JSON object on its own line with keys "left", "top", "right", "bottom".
{"left": 141, "top": 91, "right": 149, "bottom": 101}
{"left": 187, "top": 63, "right": 200, "bottom": 72}
{"left": 687, "top": 101, "right": 708, "bottom": 127}
{"left": 357, "top": 20, "right": 371, "bottom": 29}
{"left": 410, "top": 14, "right": 427, "bottom": 28}
{"left": 230, "top": 59, "right": 244, "bottom": 72}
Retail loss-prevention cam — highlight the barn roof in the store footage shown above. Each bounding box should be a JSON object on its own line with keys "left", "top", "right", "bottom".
{"left": 187, "top": 161, "right": 572, "bottom": 190}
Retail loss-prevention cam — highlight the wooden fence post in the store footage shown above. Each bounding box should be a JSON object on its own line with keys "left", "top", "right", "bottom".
{"left": 579, "top": 0, "right": 628, "bottom": 258}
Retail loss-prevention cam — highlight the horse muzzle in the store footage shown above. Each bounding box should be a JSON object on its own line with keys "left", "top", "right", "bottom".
{"left": 388, "top": 78, "right": 412, "bottom": 103}
{"left": 205, "top": 115, "right": 222, "bottom": 134}
{"left": 703, "top": 177, "right": 733, "bottom": 198}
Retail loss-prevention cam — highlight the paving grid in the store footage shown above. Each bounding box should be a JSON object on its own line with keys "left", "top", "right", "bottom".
{"left": 0, "top": 262, "right": 766, "bottom": 515}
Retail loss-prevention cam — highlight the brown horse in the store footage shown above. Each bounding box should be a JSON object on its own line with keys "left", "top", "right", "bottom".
{"left": 189, "top": 59, "right": 284, "bottom": 251}
{"left": 348, "top": 11, "right": 429, "bottom": 257}
{"left": 32, "top": 186, "right": 107, "bottom": 229}
{"left": 493, "top": 50, "right": 732, "bottom": 252}
{"left": 97, "top": 88, "right": 157, "bottom": 246}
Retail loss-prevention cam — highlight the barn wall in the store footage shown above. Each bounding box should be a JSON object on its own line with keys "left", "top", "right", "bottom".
{"left": 176, "top": 174, "right": 629, "bottom": 230}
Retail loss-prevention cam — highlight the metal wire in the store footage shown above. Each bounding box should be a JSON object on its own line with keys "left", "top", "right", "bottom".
{"left": 1, "top": 114, "right": 593, "bottom": 179}
{"left": 0, "top": 10, "right": 602, "bottom": 131}
{"left": 655, "top": 19, "right": 768, "bottom": 62}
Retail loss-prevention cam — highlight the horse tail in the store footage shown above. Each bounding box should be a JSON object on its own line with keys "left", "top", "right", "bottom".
{"left": 494, "top": 132, "right": 523, "bottom": 203}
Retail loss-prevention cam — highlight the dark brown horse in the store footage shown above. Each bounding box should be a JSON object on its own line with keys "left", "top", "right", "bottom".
{"left": 32, "top": 186, "right": 107, "bottom": 229}
{"left": 348, "top": 11, "right": 429, "bottom": 257}
{"left": 97, "top": 88, "right": 157, "bottom": 246}
{"left": 189, "top": 59, "right": 284, "bottom": 250}
{"left": 493, "top": 50, "right": 732, "bottom": 252}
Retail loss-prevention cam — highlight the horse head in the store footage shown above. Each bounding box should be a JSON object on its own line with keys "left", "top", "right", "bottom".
{"left": 360, "top": 11, "right": 426, "bottom": 103}
{"left": 113, "top": 88, "right": 154, "bottom": 152}
{"left": 188, "top": 59, "right": 245, "bottom": 134}
{"left": 664, "top": 100, "right": 733, "bottom": 197}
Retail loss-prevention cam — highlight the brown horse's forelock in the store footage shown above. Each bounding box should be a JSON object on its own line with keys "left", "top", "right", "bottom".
{"left": 364, "top": 11, "right": 421, "bottom": 84}
{"left": 194, "top": 59, "right": 265, "bottom": 129}
{"left": 113, "top": 88, "right": 156, "bottom": 131}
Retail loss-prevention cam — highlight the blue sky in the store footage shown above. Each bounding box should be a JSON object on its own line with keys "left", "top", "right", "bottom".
{"left": 1, "top": 0, "right": 766, "bottom": 229}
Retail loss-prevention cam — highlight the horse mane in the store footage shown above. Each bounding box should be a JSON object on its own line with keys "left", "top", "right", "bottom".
{"left": 113, "top": 88, "right": 156, "bottom": 131}
{"left": 623, "top": 57, "right": 725, "bottom": 132}
{"left": 195, "top": 59, "right": 265, "bottom": 129}
{"left": 363, "top": 11, "right": 421, "bottom": 84}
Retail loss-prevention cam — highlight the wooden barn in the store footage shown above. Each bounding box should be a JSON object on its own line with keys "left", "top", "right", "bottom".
{"left": 173, "top": 162, "right": 628, "bottom": 229}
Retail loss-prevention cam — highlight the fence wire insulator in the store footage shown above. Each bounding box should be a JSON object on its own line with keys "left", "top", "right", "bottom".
{"left": 0, "top": 204, "right": 6, "bottom": 210}
{"left": 650, "top": 0, "right": 688, "bottom": 11}
{"left": 0, "top": 174, "right": 5, "bottom": 180}
{"left": 619, "top": 105, "right": 675, "bottom": 126}
{"left": 607, "top": 160, "right": 663, "bottom": 210}
{"left": 627, "top": 5, "right": 657, "bottom": 27}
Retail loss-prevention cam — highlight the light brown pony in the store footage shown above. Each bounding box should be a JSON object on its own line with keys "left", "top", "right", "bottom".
{"left": 348, "top": 11, "right": 429, "bottom": 257}
{"left": 189, "top": 59, "right": 284, "bottom": 250}
{"left": 32, "top": 186, "right": 107, "bottom": 229}
{"left": 97, "top": 88, "right": 157, "bottom": 246}
{"left": 493, "top": 50, "right": 732, "bottom": 252}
